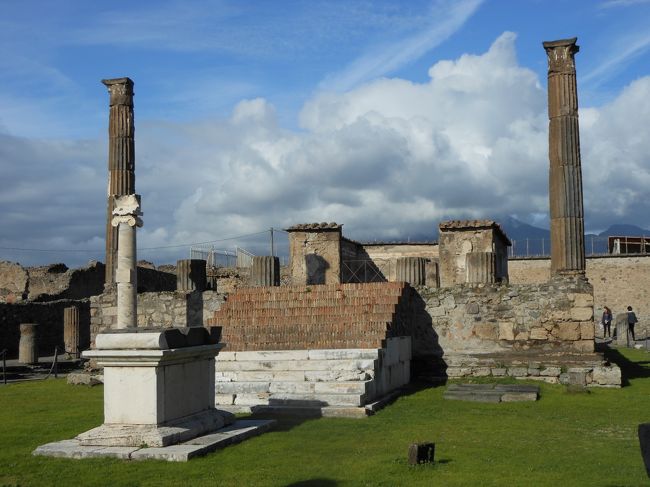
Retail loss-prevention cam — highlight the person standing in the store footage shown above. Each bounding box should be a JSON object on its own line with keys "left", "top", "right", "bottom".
{"left": 602, "top": 306, "right": 613, "bottom": 338}
{"left": 627, "top": 306, "right": 638, "bottom": 341}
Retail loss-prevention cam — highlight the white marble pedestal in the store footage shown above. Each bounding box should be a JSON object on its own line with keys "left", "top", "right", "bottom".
{"left": 77, "top": 328, "right": 233, "bottom": 447}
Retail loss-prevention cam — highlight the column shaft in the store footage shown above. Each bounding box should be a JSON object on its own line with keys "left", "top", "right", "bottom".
{"left": 103, "top": 77, "right": 135, "bottom": 286}
{"left": 116, "top": 222, "right": 137, "bottom": 328}
{"left": 543, "top": 38, "right": 585, "bottom": 276}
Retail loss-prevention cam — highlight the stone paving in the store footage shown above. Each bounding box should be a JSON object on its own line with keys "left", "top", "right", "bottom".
{"left": 443, "top": 383, "right": 540, "bottom": 403}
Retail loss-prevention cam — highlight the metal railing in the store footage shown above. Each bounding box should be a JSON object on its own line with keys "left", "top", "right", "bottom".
{"left": 341, "top": 259, "right": 390, "bottom": 283}
{"left": 508, "top": 236, "right": 650, "bottom": 258}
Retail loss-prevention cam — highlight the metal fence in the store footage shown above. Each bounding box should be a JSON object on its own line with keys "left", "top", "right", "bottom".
{"left": 189, "top": 245, "right": 253, "bottom": 268}
{"left": 341, "top": 259, "right": 392, "bottom": 283}
{"left": 509, "top": 236, "right": 650, "bottom": 258}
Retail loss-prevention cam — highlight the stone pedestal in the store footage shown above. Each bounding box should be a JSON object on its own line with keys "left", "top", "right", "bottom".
{"left": 466, "top": 252, "right": 497, "bottom": 284}
{"left": 177, "top": 259, "right": 207, "bottom": 291}
{"left": 19, "top": 323, "right": 39, "bottom": 364}
{"left": 79, "top": 328, "right": 233, "bottom": 447}
{"left": 615, "top": 314, "right": 630, "bottom": 347}
{"left": 250, "top": 256, "right": 280, "bottom": 287}
{"left": 396, "top": 257, "right": 426, "bottom": 286}
{"left": 64, "top": 306, "right": 81, "bottom": 358}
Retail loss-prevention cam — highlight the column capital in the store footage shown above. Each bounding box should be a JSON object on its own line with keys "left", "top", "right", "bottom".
{"left": 543, "top": 38, "right": 579, "bottom": 74}
{"left": 111, "top": 194, "right": 143, "bottom": 227}
{"left": 102, "top": 77, "right": 134, "bottom": 106}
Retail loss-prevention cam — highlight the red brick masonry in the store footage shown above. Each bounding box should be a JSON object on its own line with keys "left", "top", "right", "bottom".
{"left": 208, "top": 282, "right": 411, "bottom": 351}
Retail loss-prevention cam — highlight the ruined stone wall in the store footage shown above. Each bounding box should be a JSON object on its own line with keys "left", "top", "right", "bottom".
{"left": 288, "top": 229, "right": 341, "bottom": 285}
{"left": 411, "top": 278, "right": 594, "bottom": 359}
{"left": 438, "top": 229, "right": 494, "bottom": 287}
{"left": 0, "top": 299, "right": 90, "bottom": 359}
{"left": 90, "top": 291, "right": 225, "bottom": 346}
{"left": 509, "top": 255, "right": 650, "bottom": 337}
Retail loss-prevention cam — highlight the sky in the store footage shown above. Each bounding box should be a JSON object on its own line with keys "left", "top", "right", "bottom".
{"left": 2, "top": 0, "right": 650, "bottom": 267}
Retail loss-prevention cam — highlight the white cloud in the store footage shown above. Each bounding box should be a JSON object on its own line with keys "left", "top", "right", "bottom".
{"left": 3, "top": 32, "right": 650, "bottom": 266}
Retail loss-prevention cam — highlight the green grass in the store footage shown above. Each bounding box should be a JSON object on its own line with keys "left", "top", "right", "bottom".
{"left": 1, "top": 348, "right": 649, "bottom": 486}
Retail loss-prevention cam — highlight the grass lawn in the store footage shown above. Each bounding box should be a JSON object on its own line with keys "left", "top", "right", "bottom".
{"left": 1, "top": 347, "right": 649, "bottom": 487}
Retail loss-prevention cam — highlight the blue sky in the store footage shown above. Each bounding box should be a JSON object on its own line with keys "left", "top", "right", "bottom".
{"left": 1, "top": 0, "right": 650, "bottom": 266}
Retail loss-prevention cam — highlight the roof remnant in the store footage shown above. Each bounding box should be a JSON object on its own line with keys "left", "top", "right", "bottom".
{"left": 439, "top": 219, "right": 511, "bottom": 246}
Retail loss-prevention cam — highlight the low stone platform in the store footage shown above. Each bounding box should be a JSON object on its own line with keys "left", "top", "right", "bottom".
{"left": 444, "top": 384, "right": 540, "bottom": 403}
{"left": 33, "top": 419, "right": 275, "bottom": 462}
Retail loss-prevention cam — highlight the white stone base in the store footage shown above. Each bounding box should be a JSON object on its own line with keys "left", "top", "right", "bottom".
{"left": 77, "top": 408, "right": 234, "bottom": 447}
{"left": 34, "top": 420, "right": 275, "bottom": 462}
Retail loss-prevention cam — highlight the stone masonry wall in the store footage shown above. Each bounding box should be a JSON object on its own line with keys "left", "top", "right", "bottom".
{"left": 90, "top": 291, "right": 225, "bottom": 346}
{"left": 438, "top": 228, "right": 495, "bottom": 287}
{"left": 288, "top": 228, "right": 342, "bottom": 285}
{"left": 509, "top": 255, "right": 650, "bottom": 338}
{"left": 413, "top": 277, "right": 594, "bottom": 358}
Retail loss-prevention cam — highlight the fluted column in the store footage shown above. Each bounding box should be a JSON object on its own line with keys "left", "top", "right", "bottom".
{"left": 396, "top": 257, "right": 426, "bottom": 286}
{"left": 111, "top": 194, "right": 143, "bottom": 329}
{"left": 64, "top": 306, "right": 80, "bottom": 358}
{"left": 103, "top": 77, "right": 135, "bottom": 287}
{"left": 177, "top": 259, "right": 208, "bottom": 291}
{"left": 465, "top": 252, "right": 496, "bottom": 284}
{"left": 250, "top": 256, "right": 280, "bottom": 287}
{"left": 543, "top": 38, "right": 585, "bottom": 276}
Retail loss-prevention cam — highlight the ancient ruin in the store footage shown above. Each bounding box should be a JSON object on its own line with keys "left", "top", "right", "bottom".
{"left": 544, "top": 38, "right": 586, "bottom": 276}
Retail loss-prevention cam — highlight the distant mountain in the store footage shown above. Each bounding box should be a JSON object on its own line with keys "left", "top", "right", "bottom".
{"left": 500, "top": 216, "right": 549, "bottom": 241}
{"left": 598, "top": 224, "right": 650, "bottom": 237}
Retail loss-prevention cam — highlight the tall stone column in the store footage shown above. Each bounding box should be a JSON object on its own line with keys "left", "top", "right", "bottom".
{"left": 103, "top": 77, "right": 135, "bottom": 287}
{"left": 19, "top": 323, "right": 39, "bottom": 364}
{"left": 111, "top": 194, "right": 143, "bottom": 329}
{"left": 543, "top": 38, "right": 585, "bottom": 276}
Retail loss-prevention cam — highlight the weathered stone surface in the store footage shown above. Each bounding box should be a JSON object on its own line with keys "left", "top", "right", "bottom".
{"left": 465, "top": 251, "right": 497, "bottom": 284}
{"left": 554, "top": 323, "right": 581, "bottom": 341}
{"left": 571, "top": 307, "right": 593, "bottom": 321}
{"left": 64, "top": 306, "right": 81, "bottom": 357}
{"left": 67, "top": 372, "right": 103, "bottom": 387}
{"left": 530, "top": 327, "right": 549, "bottom": 340}
{"left": 579, "top": 321, "right": 595, "bottom": 340}
{"left": 396, "top": 257, "right": 426, "bottom": 286}
{"left": 498, "top": 322, "right": 515, "bottom": 341}
{"left": 176, "top": 259, "right": 207, "bottom": 292}
{"left": 0, "top": 261, "right": 28, "bottom": 303}
{"left": 592, "top": 366, "right": 621, "bottom": 386}
{"left": 19, "top": 323, "right": 38, "bottom": 364}
{"left": 250, "top": 256, "right": 280, "bottom": 287}
{"left": 544, "top": 37, "right": 585, "bottom": 276}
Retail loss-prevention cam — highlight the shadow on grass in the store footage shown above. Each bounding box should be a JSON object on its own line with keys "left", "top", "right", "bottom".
{"left": 286, "top": 479, "right": 338, "bottom": 487}
{"left": 602, "top": 347, "right": 650, "bottom": 387}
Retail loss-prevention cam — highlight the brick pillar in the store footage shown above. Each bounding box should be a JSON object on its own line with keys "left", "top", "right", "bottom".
{"left": 103, "top": 77, "right": 135, "bottom": 287}
{"left": 19, "top": 323, "right": 38, "bottom": 364}
{"left": 177, "top": 259, "right": 207, "bottom": 291}
{"left": 543, "top": 38, "right": 585, "bottom": 276}
{"left": 396, "top": 257, "right": 426, "bottom": 286}
{"left": 250, "top": 256, "right": 280, "bottom": 287}
{"left": 465, "top": 252, "right": 496, "bottom": 284}
{"left": 64, "top": 306, "right": 80, "bottom": 358}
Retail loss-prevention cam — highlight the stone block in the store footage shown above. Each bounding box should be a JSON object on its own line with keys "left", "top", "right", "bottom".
{"left": 473, "top": 324, "right": 497, "bottom": 340}
{"left": 215, "top": 394, "right": 235, "bottom": 405}
{"left": 530, "top": 327, "right": 549, "bottom": 340}
{"left": 527, "top": 368, "right": 540, "bottom": 376}
{"left": 269, "top": 382, "right": 314, "bottom": 394}
{"left": 473, "top": 367, "right": 491, "bottom": 377}
{"left": 569, "top": 293, "right": 594, "bottom": 308}
{"left": 446, "top": 367, "right": 471, "bottom": 378}
{"left": 554, "top": 323, "right": 581, "bottom": 341}
{"left": 514, "top": 331, "right": 529, "bottom": 341}
{"left": 408, "top": 443, "right": 435, "bottom": 465}
{"left": 234, "top": 393, "right": 271, "bottom": 406}
{"left": 501, "top": 392, "right": 538, "bottom": 402}
{"left": 235, "top": 350, "right": 309, "bottom": 361}
{"left": 579, "top": 322, "right": 595, "bottom": 340}
{"left": 572, "top": 340, "right": 594, "bottom": 353}
{"left": 592, "top": 366, "right": 621, "bottom": 386}
{"left": 216, "top": 382, "right": 270, "bottom": 394}
{"left": 570, "top": 307, "right": 593, "bottom": 322}
{"left": 498, "top": 322, "right": 515, "bottom": 341}
{"left": 507, "top": 367, "right": 528, "bottom": 377}
{"left": 540, "top": 367, "right": 561, "bottom": 377}
{"left": 307, "top": 349, "right": 379, "bottom": 361}
{"left": 314, "top": 382, "right": 368, "bottom": 394}
{"left": 491, "top": 368, "right": 507, "bottom": 376}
